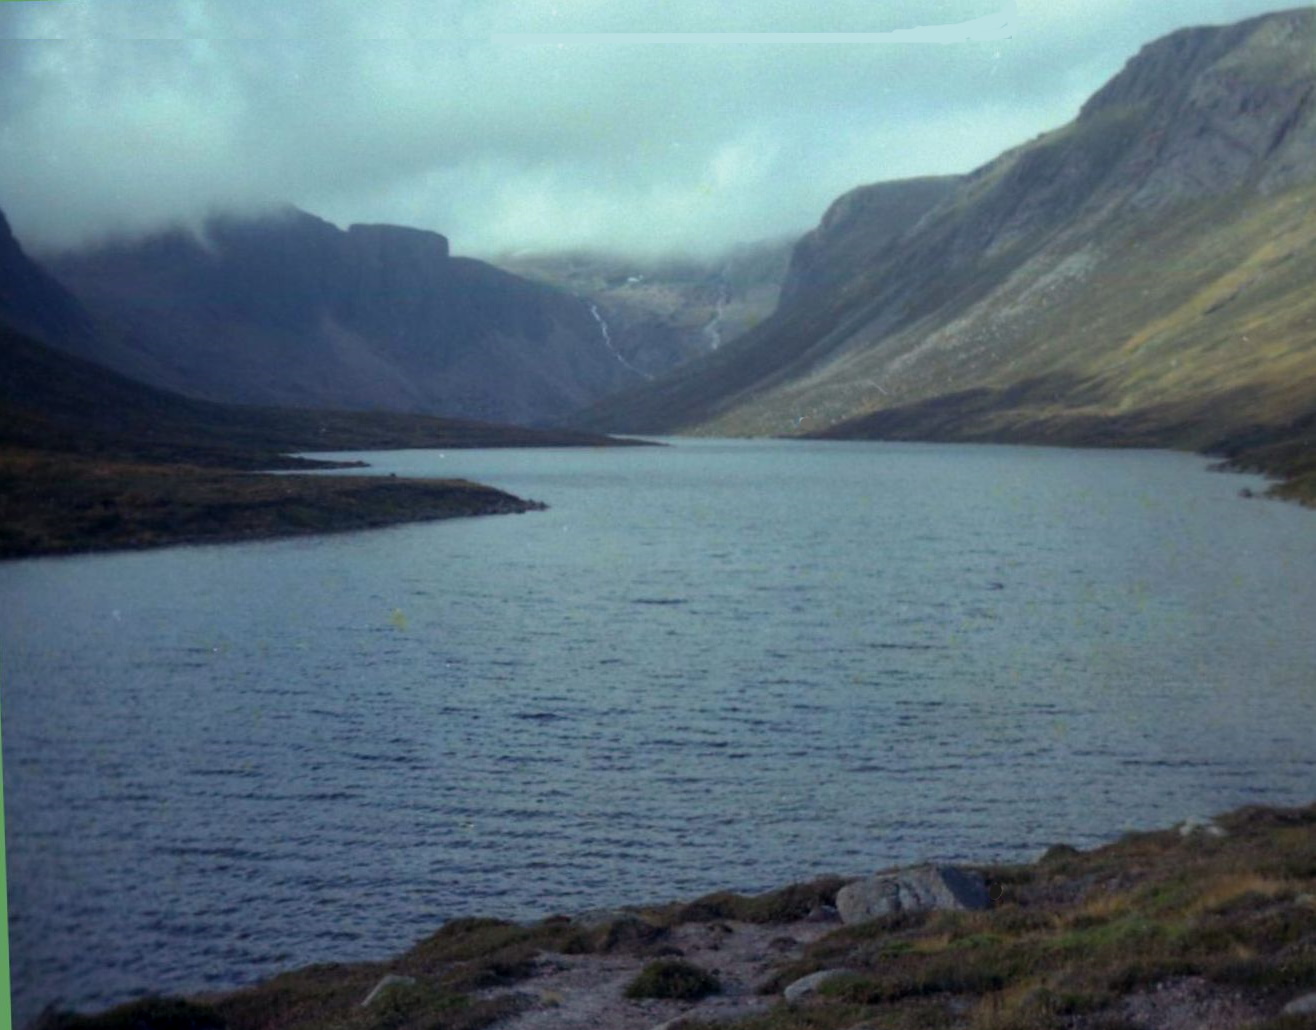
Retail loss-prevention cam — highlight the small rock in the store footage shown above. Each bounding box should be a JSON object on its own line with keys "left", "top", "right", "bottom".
{"left": 360, "top": 974, "right": 416, "bottom": 1007}
{"left": 784, "top": 968, "right": 857, "bottom": 1002}
{"left": 1283, "top": 992, "right": 1316, "bottom": 1015}
{"left": 805, "top": 903, "right": 841, "bottom": 923}
{"left": 836, "top": 865, "right": 989, "bottom": 925}
{"left": 1177, "top": 816, "right": 1226, "bottom": 838}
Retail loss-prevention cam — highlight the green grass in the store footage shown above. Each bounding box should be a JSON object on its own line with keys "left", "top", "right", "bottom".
{"left": 732, "top": 803, "right": 1316, "bottom": 1030}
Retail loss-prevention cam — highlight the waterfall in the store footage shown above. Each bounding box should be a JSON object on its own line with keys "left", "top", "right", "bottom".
{"left": 700, "top": 276, "right": 731, "bottom": 351}
{"left": 588, "top": 302, "right": 650, "bottom": 379}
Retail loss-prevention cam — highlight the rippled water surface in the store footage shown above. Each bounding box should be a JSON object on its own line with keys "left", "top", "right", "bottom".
{"left": 4, "top": 439, "right": 1315, "bottom": 1024}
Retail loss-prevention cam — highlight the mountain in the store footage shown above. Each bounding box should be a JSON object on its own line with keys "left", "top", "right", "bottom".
{"left": 495, "top": 237, "right": 793, "bottom": 379}
{"left": 576, "top": 8, "right": 1316, "bottom": 464}
{"left": 0, "top": 205, "right": 634, "bottom": 460}
{"left": 0, "top": 213, "right": 642, "bottom": 559}
{"left": 571, "top": 174, "right": 960, "bottom": 433}
{"left": 777, "top": 176, "right": 961, "bottom": 306}
{"left": 0, "top": 318, "right": 638, "bottom": 471}
{"left": 0, "top": 208, "right": 98, "bottom": 348}
{"left": 42, "top": 207, "right": 648, "bottom": 426}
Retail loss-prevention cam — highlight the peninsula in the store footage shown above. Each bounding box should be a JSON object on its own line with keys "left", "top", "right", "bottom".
{"left": 0, "top": 322, "right": 642, "bottom": 560}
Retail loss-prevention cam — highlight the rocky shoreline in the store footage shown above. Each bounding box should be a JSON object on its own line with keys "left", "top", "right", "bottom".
{"left": 36, "top": 802, "right": 1316, "bottom": 1030}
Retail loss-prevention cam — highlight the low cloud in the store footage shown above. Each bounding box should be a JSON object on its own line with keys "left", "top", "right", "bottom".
{"left": 0, "top": 0, "right": 1291, "bottom": 259}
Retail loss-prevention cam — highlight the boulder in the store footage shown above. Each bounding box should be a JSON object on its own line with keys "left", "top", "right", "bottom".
{"left": 1283, "top": 992, "right": 1316, "bottom": 1016}
{"left": 1177, "top": 816, "right": 1227, "bottom": 838}
{"left": 783, "top": 969, "right": 857, "bottom": 1002}
{"left": 835, "top": 865, "right": 989, "bottom": 925}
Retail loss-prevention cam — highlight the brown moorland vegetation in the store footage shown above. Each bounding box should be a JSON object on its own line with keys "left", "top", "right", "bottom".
{"left": 34, "top": 802, "right": 1316, "bottom": 1030}
{"left": 0, "top": 448, "right": 546, "bottom": 559}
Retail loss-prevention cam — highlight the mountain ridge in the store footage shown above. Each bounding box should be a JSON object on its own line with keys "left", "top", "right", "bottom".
{"left": 570, "top": 5, "right": 1316, "bottom": 494}
{"left": 42, "top": 206, "right": 648, "bottom": 426}
{"left": 0, "top": 210, "right": 644, "bottom": 559}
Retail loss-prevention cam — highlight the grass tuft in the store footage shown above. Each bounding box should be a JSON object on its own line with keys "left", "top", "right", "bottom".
{"left": 624, "top": 960, "right": 722, "bottom": 1001}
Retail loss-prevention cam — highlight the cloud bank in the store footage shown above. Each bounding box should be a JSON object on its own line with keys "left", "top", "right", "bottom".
{"left": 0, "top": 0, "right": 1295, "bottom": 259}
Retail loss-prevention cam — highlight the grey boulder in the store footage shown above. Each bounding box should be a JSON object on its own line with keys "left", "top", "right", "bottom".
{"left": 1283, "top": 992, "right": 1316, "bottom": 1016}
{"left": 783, "top": 969, "right": 857, "bottom": 1002}
{"left": 835, "top": 865, "right": 989, "bottom": 925}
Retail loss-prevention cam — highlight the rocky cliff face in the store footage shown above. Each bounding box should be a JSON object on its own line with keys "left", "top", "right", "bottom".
{"left": 45, "top": 207, "right": 647, "bottom": 426}
{"left": 577, "top": 7, "right": 1316, "bottom": 450}
{"left": 777, "top": 176, "right": 960, "bottom": 305}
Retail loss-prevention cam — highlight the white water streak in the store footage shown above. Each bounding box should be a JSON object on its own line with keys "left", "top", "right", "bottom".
{"left": 700, "top": 276, "right": 731, "bottom": 351}
{"left": 589, "top": 302, "right": 651, "bottom": 380}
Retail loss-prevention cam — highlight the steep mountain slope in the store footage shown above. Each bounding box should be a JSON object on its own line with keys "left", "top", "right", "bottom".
{"left": 0, "top": 206, "right": 635, "bottom": 460}
{"left": 777, "top": 175, "right": 961, "bottom": 306}
{"left": 496, "top": 237, "right": 793, "bottom": 379}
{"left": 0, "top": 319, "right": 636, "bottom": 469}
{"left": 578, "top": 8, "right": 1316, "bottom": 453}
{"left": 44, "top": 207, "right": 647, "bottom": 426}
{"left": 0, "top": 210, "right": 640, "bottom": 559}
{"left": 0, "top": 208, "right": 97, "bottom": 349}
{"left": 571, "top": 175, "right": 961, "bottom": 432}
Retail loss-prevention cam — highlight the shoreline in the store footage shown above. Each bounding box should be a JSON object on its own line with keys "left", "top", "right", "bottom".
{"left": 35, "top": 801, "right": 1316, "bottom": 1030}
{"left": 0, "top": 449, "right": 547, "bottom": 561}
{"left": 6, "top": 429, "right": 1311, "bottom": 562}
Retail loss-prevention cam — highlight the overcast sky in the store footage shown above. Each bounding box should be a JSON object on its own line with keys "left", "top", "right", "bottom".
{"left": 0, "top": 0, "right": 1300, "bottom": 260}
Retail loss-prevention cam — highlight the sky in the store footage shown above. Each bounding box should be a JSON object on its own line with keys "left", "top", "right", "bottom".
{"left": 0, "top": 0, "right": 1302, "bottom": 260}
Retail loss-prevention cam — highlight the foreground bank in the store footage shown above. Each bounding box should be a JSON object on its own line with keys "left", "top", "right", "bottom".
{"left": 37, "top": 802, "right": 1316, "bottom": 1030}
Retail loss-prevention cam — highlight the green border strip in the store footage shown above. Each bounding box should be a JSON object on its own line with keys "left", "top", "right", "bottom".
{"left": 0, "top": 657, "right": 11, "bottom": 1030}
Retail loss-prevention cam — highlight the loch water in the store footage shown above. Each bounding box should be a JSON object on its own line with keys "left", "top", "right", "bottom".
{"left": 3, "top": 438, "right": 1315, "bottom": 1025}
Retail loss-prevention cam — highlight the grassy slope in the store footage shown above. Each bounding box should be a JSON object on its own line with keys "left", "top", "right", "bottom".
{"left": 40, "top": 802, "right": 1316, "bottom": 1030}
{"left": 709, "top": 179, "right": 1316, "bottom": 435}
{"left": 771, "top": 180, "right": 1316, "bottom": 503}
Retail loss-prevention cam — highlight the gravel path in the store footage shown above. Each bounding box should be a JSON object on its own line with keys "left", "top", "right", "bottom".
{"left": 481, "top": 917, "right": 839, "bottom": 1030}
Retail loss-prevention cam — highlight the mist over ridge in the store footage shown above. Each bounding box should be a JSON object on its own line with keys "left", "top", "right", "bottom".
{"left": 0, "top": 0, "right": 1296, "bottom": 259}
